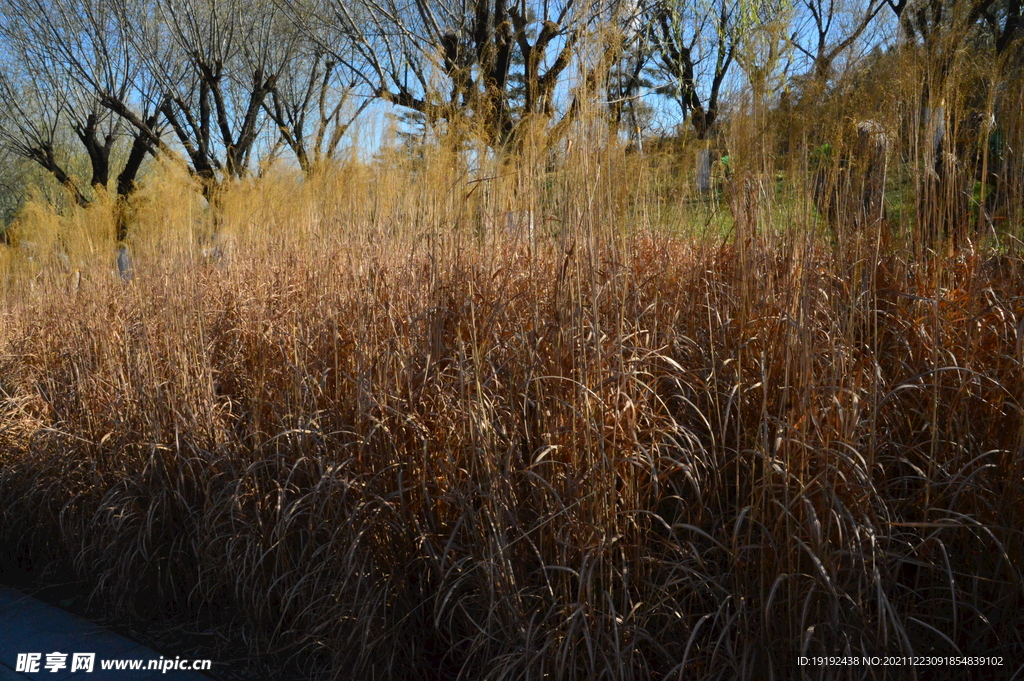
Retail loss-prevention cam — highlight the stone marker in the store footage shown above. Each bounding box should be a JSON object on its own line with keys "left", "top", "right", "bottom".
{"left": 696, "top": 148, "right": 712, "bottom": 193}
{"left": 116, "top": 247, "right": 133, "bottom": 282}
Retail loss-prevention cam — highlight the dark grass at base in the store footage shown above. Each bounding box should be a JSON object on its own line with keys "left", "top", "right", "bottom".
{"left": 0, "top": 557, "right": 300, "bottom": 681}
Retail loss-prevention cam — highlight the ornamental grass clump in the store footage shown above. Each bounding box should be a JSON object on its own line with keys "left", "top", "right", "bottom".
{"left": 1, "top": 136, "right": 1023, "bottom": 679}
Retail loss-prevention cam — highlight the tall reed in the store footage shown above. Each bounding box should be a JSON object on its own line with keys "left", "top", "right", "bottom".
{"left": 1, "top": 94, "right": 1023, "bottom": 680}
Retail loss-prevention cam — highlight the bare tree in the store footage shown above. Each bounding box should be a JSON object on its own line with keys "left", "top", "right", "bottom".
{"left": 0, "top": 0, "right": 164, "bottom": 229}
{"left": 0, "top": 50, "right": 93, "bottom": 208}
{"left": 886, "top": 0, "right": 1020, "bottom": 50}
{"left": 0, "top": 0, "right": 376, "bottom": 222}
{"left": 647, "top": 0, "right": 738, "bottom": 139}
{"left": 0, "top": 146, "right": 30, "bottom": 230}
{"left": 285, "top": 0, "right": 621, "bottom": 148}
{"left": 262, "top": 12, "right": 373, "bottom": 174}
{"left": 789, "top": 0, "right": 888, "bottom": 87}
{"left": 152, "top": 0, "right": 278, "bottom": 184}
{"left": 81, "top": 0, "right": 291, "bottom": 197}
{"left": 604, "top": 0, "right": 657, "bottom": 140}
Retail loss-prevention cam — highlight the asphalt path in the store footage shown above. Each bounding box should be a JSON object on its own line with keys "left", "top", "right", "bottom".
{"left": 0, "top": 587, "right": 213, "bottom": 681}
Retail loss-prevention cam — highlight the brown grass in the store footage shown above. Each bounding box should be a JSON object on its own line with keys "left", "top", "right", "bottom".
{"left": 1, "top": 127, "right": 1023, "bottom": 680}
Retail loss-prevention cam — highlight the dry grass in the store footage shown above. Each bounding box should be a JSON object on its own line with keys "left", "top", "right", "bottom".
{"left": 1, "top": 124, "right": 1023, "bottom": 680}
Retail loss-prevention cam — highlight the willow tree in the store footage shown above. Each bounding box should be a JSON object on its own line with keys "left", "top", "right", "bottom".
{"left": 0, "top": 0, "right": 164, "bottom": 238}
{"left": 284, "top": 0, "right": 626, "bottom": 149}
{"left": 789, "top": 0, "right": 888, "bottom": 90}
{"left": 648, "top": 0, "right": 739, "bottom": 140}
{"left": 264, "top": 43, "right": 372, "bottom": 174}
{"left": 120, "top": 0, "right": 283, "bottom": 188}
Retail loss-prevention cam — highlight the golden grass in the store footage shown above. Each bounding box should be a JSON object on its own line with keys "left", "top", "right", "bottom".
{"left": 1, "top": 135, "right": 1023, "bottom": 680}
